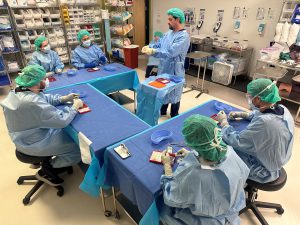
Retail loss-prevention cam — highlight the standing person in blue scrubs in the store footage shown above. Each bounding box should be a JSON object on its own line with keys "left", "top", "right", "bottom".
{"left": 217, "top": 78, "right": 294, "bottom": 183}
{"left": 142, "top": 8, "right": 190, "bottom": 117}
{"left": 145, "top": 31, "right": 163, "bottom": 78}
{"left": 71, "top": 30, "right": 107, "bottom": 69}
{"left": 28, "top": 36, "right": 64, "bottom": 75}
{"left": 160, "top": 115, "right": 249, "bottom": 225}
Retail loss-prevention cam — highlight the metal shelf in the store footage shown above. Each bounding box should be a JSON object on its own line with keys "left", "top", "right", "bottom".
{"left": 67, "top": 22, "right": 101, "bottom": 26}
{"left": 61, "top": 3, "right": 99, "bottom": 7}
{"left": 0, "top": 29, "right": 13, "bottom": 33}
{"left": 11, "top": 5, "right": 59, "bottom": 9}
{"left": 1, "top": 50, "right": 20, "bottom": 54}
{"left": 16, "top": 25, "right": 63, "bottom": 31}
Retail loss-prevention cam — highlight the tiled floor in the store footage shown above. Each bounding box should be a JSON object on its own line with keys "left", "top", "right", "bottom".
{"left": 0, "top": 56, "right": 299, "bottom": 225}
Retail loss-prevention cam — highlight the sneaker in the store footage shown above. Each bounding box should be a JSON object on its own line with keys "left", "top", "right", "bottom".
{"left": 36, "top": 169, "right": 64, "bottom": 186}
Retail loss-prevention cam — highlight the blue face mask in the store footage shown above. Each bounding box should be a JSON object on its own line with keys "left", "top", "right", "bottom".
{"left": 43, "top": 45, "right": 51, "bottom": 53}
{"left": 82, "top": 40, "right": 91, "bottom": 47}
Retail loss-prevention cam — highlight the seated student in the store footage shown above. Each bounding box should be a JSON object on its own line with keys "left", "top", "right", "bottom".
{"left": 71, "top": 30, "right": 107, "bottom": 69}
{"left": 217, "top": 78, "right": 294, "bottom": 183}
{"left": 28, "top": 36, "right": 64, "bottom": 74}
{"left": 160, "top": 115, "right": 250, "bottom": 225}
{"left": 145, "top": 31, "right": 163, "bottom": 78}
{"left": 0, "top": 65, "right": 83, "bottom": 186}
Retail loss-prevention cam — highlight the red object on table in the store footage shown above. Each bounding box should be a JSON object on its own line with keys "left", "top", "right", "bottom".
{"left": 87, "top": 68, "right": 100, "bottom": 72}
{"left": 149, "top": 150, "right": 176, "bottom": 164}
{"left": 78, "top": 103, "right": 91, "bottom": 114}
{"left": 124, "top": 45, "right": 139, "bottom": 69}
{"left": 48, "top": 77, "right": 56, "bottom": 82}
{"left": 156, "top": 78, "right": 170, "bottom": 84}
{"left": 149, "top": 81, "right": 166, "bottom": 88}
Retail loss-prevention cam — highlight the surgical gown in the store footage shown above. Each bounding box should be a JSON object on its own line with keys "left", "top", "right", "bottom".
{"left": 153, "top": 30, "right": 190, "bottom": 77}
{"left": 148, "top": 39, "right": 161, "bottom": 66}
{"left": 160, "top": 147, "right": 250, "bottom": 225}
{"left": 28, "top": 50, "right": 64, "bottom": 73}
{"left": 71, "top": 44, "right": 107, "bottom": 69}
{"left": 222, "top": 105, "right": 294, "bottom": 183}
{"left": 0, "top": 91, "right": 81, "bottom": 168}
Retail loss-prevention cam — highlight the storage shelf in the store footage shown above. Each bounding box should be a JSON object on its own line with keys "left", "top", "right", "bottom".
{"left": 16, "top": 25, "right": 63, "bottom": 31}
{"left": 8, "top": 68, "right": 21, "bottom": 73}
{"left": 1, "top": 50, "right": 20, "bottom": 54}
{"left": 67, "top": 22, "right": 101, "bottom": 26}
{"left": 202, "top": 44, "right": 252, "bottom": 53}
{"left": 0, "top": 29, "right": 13, "bottom": 33}
{"left": 61, "top": 3, "right": 99, "bottom": 7}
{"left": 11, "top": 5, "right": 59, "bottom": 9}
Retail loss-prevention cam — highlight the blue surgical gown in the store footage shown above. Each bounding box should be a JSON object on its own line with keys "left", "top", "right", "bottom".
{"left": 222, "top": 105, "right": 294, "bottom": 183}
{"left": 0, "top": 91, "right": 81, "bottom": 168}
{"left": 28, "top": 50, "right": 64, "bottom": 73}
{"left": 71, "top": 44, "right": 107, "bottom": 69}
{"left": 160, "top": 147, "right": 249, "bottom": 225}
{"left": 153, "top": 30, "right": 190, "bottom": 77}
{"left": 148, "top": 39, "right": 161, "bottom": 66}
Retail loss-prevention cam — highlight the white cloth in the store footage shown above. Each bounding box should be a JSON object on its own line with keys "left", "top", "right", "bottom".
{"left": 279, "top": 22, "right": 291, "bottom": 43}
{"left": 288, "top": 23, "right": 300, "bottom": 47}
{"left": 274, "top": 23, "right": 283, "bottom": 43}
{"left": 78, "top": 132, "right": 92, "bottom": 164}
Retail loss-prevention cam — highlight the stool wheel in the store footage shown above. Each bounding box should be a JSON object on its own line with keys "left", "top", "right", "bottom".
{"left": 23, "top": 197, "right": 30, "bottom": 205}
{"left": 56, "top": 186, "right": 64, "bottom": 197}
{"left": 104, "top": 210, "right": 112, "bottom": 217}
{"left": 17, "top": 178, "right": 23, "bottom": 185}
{"left": 277, "top": 207, "right": 284, "bottom": 215}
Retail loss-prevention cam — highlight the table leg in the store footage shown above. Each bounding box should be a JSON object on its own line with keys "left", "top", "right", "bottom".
{"left": 112, "top": 187, "right": 120, "bottom": 219}
{"left": 194, "top": 57, "right": 209, "bottom": 98}
{"left": 100, "top": 187, "right": 112, "bottom": 217}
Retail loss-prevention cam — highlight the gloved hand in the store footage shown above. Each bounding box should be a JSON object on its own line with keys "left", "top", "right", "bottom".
{"left": 176, "top": 148, "right": 190, "bottom": 157}
{"left": 99, "top": 56, "right": 107, "bottom": 64}
{"left": 72, "top": 98, "right": 83, "bottom": 111}
{"left": 60, "top": 93, "right": 80, "bottom": 103}
{"left": 161, "top": 150, "right": 173, "bottom": 176}
{"left": 141, "top": 45, "right": 149, "bottom": 53}
{"left": 56, "top": 68, "right": 63, "bottom": 74}
{"left": 46, "top": 72, "right": 54, "bottom": 77}
{"left": 228, "top": 111, "right": 250, "bottom": 120}
{"left": 84, "top": 63, "right": 97, "bottom": 68}
{"left": 217, "top": 110, "right": 229, "bottom": 127}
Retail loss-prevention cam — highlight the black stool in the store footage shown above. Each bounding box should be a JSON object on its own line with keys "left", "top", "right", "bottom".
{"left": 15, "top": 150, "right": 64, "bottom": 205}
{"left": 240, "top": 168, "right": 287, "bottom": 225}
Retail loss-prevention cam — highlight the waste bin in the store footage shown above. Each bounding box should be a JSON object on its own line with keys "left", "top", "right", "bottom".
{"left": 124, "top": 45, "right": 139, "bottom": 69}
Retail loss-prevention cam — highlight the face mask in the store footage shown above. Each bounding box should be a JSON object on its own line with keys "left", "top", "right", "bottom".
{"left": 44, "top": 78, "right": 49, "bottom": 89}
{"left": 43, "top": 45, "right": 51, "bottom": 53}
{"left": 82, "top": 40, "right": 91, "bottom": 47}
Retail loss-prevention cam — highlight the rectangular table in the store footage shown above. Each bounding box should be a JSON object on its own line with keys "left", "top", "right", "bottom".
{"left": 48, "top": 83, "right": 150, "bottom": 164}
{"left": 46, "top": 63, "right": 139, "bottom": 94}
{"left": 137, "top": 74, "right": 185, "bottom": 126}
{"left": 103, "top": 99, "right": 249, "bottom": 222}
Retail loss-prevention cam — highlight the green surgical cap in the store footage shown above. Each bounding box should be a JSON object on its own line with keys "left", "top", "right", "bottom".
{"left": 247, "top": 78, "right": 281, "bottom": 104}
{"left": 77, "top": 29, "right": 90, "bottom": 41}
{"left": 182, "top": 114, "right": 227, "bottom": 162}
{"left": 34, "top": 36, "right": 47, "bottom": 51}
{"left": 167, "top": 8, "right": 185, "bottom": 23}
{"left": 154, "top": 31, "right": 163, "bottom": 38}
{"left": 15, "top": 65, "right": 46, "bottom": 87}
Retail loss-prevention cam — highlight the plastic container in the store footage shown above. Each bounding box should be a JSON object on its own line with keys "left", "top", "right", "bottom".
{"left": 214, "top": 101, "right": 232, "bottom": 114}
{"left": 67, "top": 69, "right": 77, "bottom": 76}
{"left": 124, "top": 45, "right": 139, "bottom": 69}
{"left": 103, "top": 65, "right": 117, "bottom": 71}
{"left": 151, "top": 130, "right": 173, "bottom": 144}
{"left": 170, "top": 75, "right": 183, "bottom": 83}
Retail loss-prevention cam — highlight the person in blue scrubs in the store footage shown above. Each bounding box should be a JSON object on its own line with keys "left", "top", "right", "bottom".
{"left": 160, "top": 115, "right": 249, "bottom": 225}
{"left": 1, "top": 65, "right": 83, "bottom": 186}
{"left": 28, "top": 36, "right": 64, "bottom": 74}
{"left": 71, "top": 29, "right": 107, "bottom": 69}
{"left": 145, "top": 31, "right": 163, "bottom": 78}
{"left": 217, "top": 78, "right": 294, "bottom": 183}
{"left": 142, "top": 8, "right": 190, "bottom": 117}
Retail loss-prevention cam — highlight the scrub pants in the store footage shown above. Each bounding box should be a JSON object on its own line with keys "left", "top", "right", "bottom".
{"left": 161, "top": 102, "right": 180, "bottom": 117}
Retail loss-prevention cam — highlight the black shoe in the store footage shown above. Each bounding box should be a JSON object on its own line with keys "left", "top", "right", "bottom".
{"left": 36, "top": 169, "right": 64, "bottom": 186}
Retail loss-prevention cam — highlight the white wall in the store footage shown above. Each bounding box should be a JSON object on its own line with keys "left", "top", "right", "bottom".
{"left": 151, "top": 0, "right": 284, "bottom": 76}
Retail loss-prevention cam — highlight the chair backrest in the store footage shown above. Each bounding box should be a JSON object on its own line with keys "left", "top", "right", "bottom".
{"left": 15, "top": 149, "right": 51, "bottom": 165}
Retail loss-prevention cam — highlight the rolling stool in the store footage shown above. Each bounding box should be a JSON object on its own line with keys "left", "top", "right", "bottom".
{"left": 15, "top": 150, "right": 68, "bottom": 205}
{"left": 240, "top": 168, "right": 287, "bottom": 225}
